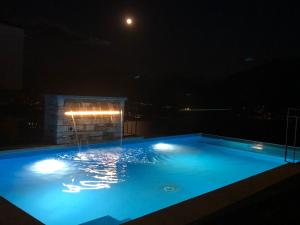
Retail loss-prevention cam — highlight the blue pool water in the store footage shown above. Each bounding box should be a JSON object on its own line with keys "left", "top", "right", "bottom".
{"left": 0, "top": 135, "right": 285, "bottom": 225}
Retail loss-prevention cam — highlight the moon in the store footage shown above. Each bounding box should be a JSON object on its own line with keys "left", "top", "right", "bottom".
{"left": 126, "top": 17, "right": 133, "bottom": 25}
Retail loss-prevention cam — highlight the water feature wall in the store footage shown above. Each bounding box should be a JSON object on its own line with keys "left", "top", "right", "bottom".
{"left": 44, "top": 95, "right": 126, "bottom": 145}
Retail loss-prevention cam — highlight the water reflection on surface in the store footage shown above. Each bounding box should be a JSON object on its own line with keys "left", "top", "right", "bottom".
{"left": 59, "top": 146, "right": 161, "bottom": 193}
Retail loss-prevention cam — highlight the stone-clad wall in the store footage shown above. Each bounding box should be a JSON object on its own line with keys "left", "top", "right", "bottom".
{"left": 44, "top": 95, "right": 126, "bottom": 145}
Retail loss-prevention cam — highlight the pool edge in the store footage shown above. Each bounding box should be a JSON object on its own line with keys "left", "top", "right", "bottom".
{"left": 0, "top": 196, "right": 44, "bottom": 225}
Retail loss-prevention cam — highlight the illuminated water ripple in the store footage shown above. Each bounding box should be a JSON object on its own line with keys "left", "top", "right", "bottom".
{"left": 59, "top": 145, "right": 161, "bottom": 193}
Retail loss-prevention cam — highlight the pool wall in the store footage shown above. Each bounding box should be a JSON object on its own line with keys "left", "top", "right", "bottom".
{"left": 0, "top": 133, "right": 298, "bottom": 162}
{"left": 197, "top": 133, "right": 299, "bottom": 162}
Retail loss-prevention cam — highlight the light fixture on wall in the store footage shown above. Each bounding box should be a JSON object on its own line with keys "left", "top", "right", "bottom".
{"left": 64, "top": 111, "right": 121, "bottom": 116}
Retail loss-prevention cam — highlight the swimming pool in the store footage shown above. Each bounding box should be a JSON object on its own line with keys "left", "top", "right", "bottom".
{"left": 0, "top": 134, "right": 288, "bottom": 225}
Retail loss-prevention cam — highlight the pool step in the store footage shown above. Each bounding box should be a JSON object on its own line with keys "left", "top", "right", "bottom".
{"left": 79, "top": 215, "right": 130, "bottom": 225}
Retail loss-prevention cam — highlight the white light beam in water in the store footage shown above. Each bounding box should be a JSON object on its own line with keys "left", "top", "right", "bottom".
{"left": 31, "top": 159, "right": 66, "bottom": 174}
{"left": 153, "top": 143, "right": 174, "bottom": 151}
{"left": 252, "top": 144, "right": 264, "bottom": 150}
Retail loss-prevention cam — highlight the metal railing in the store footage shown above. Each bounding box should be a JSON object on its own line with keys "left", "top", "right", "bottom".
{"left": 284, "top": 108, "right": 300, "bottom": 162}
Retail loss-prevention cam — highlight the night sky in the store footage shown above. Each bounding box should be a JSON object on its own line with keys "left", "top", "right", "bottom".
{"left": 1, "top": 1, "right": 300, "bottom": 99}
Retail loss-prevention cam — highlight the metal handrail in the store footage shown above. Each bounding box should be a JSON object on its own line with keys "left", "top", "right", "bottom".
{"left": 284, "top": 108, "right": 299, "bottom": 162}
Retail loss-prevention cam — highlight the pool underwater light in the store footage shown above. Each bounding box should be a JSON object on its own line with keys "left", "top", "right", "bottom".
{"left": 153, "top": 143, "right": 174, "bottom": 151}
{"left": 252, "top": 144, "right": 264, "bottom": 150}
{"left": 32, "top": 159, "right": 66, "bottom": 174}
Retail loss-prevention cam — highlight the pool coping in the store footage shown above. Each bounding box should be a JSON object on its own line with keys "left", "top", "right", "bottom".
{"left": 199, "top": 132, "right": 299, "bottom": 150}
{"left": 0, "top": 137, "right": 145, "bottom": 159}
{"left": 1, "top": 132, "right": 296, "bottom": 163}
{"left": 0, "top": 134, "right": 206, "bottom": 160}
{"left": 123, "top": 163, "right": 300, "bottom": 225}
{"left": 0, "top": 132, "right": 294, "bottom": 156}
